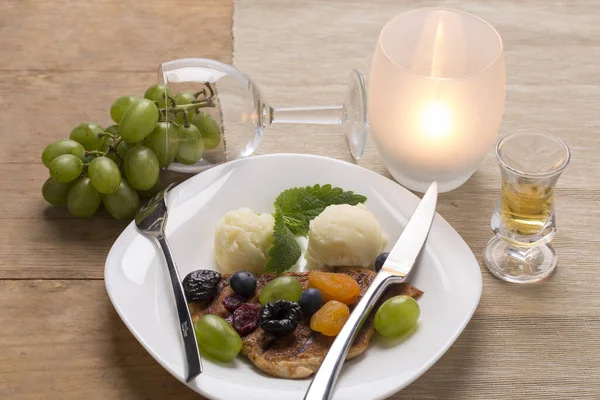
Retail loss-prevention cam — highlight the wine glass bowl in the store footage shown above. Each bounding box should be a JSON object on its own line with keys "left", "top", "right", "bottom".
{"left": 158, "top": 58, "right": 367, "bottom": 173}
{"left": 159, "top": 58, "right": 267, "bottom": 173}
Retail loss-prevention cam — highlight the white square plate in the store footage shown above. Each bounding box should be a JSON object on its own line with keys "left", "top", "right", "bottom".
{"left": 105, "top": 154, "right": 482, "bottom": 400}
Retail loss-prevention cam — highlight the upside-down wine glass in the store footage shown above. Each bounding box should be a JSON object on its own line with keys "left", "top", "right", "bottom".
{"left": 157, "top": 58, "right": 367, "bottom": 173}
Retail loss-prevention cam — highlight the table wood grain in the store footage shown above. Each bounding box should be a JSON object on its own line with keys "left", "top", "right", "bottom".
{"left": 0, "top": 0, "right": 232, "bottom": 398}
{"left": 233, "top": 1, "right": 600, "bottom": 398}
{"left": 2, "top": 0, "right": 600, "bottom": 399}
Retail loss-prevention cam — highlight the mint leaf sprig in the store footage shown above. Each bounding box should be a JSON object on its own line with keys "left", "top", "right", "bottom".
{"left": 274, "top": 184, "right": 367, "bottom": 236}
{"left": 264, "top": 184, "right": 367, "bottom": 274}
{"left": 265, "top": 213, "right": 302, "bottom": 273}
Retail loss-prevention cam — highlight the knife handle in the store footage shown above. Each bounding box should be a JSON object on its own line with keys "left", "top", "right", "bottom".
{"left": 304, "top": 271, "right": 401, "bottom": 400}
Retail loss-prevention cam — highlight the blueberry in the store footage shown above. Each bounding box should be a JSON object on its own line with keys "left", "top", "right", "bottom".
{"left": 375, "top": 252, "right": 390, "bottom": 272}
{"left": 230, "top": 271, "right": 257, "bottom": 297}
{"left": 299, "top": 288, "right": 324, "bottom": 317}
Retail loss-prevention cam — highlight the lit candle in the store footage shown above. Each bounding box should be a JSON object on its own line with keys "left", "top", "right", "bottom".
{"left": 420, "top": 101, "right": 452, "bottom": 139}
{"left": 368, "top": 9, "right": 505, "bottom": 193}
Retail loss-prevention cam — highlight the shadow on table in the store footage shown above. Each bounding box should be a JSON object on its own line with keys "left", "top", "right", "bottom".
{"left": 40, "top": 206, "right": 129, "bottom": 275}
{"left": 108, "top": 303, "right": 201, "bottom": 400}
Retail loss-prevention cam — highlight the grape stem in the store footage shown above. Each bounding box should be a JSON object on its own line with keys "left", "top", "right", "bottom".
{"left": 165, "top": 94, "right": 177, "bottom": 108}
{"left": 194, "top": 84, "right": 215, "bottom": 101}
{"left": 183, "top": 111, "right": 191, "bottom": 125}
{"left": 160, "top": 100, "right": 213, "bottom": 114}
{"left": 84, "top": 137, "right": 123, "bottom": 159}
{"left": 107, "top": 137, "right": 124, "bottom": 160}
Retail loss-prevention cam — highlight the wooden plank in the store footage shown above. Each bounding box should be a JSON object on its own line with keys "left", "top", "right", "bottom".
{"left": 0, "top": 0, "right": 233, "bottom": 72}
{"left": 0, "top": 280, "right": 201, "bottom": 400}
{"left": 0, "top": 0, "right": 232, "bottom": 398}
{"left": 0, "top": 71, "right": 598, "bottom": 278}
{"left": 0, "top": 192, "right": 598, "bottom": 280}
{"left": 1, "top": 280, "right": 599, "bottom": 400}
{"left": 0, "top": 0, "right": 232, "bottom": 280}
{"left": 232, "top": 1, "right": 600, "bottom": 398}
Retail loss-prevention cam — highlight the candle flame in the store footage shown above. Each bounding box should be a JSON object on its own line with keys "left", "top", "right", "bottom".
{"left": 420, "top": 101, "right": 452, "bottom": 138}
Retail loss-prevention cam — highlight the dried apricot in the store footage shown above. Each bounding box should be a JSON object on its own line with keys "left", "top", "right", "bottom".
{"left": 310, "top": 300, "right": 350, "bottom": 336}
{"left": 308, "top": 271, "right": 360, "bottom": 305}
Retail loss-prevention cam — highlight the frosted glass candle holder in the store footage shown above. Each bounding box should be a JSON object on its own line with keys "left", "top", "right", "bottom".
{"left": 368, "top": 8, "right": 506, "bottom": 193}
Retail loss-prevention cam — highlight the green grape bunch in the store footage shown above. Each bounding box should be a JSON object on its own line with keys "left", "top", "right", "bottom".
{"left": 40, "top": 84, "right": 223, "bottom": 220}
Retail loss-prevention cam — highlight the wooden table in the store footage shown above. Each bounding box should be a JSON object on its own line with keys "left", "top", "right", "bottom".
{"left": 1, "top": 1, "right": 599, "bottom": 399}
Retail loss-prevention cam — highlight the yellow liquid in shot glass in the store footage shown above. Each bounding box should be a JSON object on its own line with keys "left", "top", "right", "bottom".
{"left": 501, "top": 182, "right": 554, "bottom": 236}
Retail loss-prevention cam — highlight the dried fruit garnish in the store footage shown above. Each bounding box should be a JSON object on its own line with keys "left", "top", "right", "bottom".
{"left": 310, "top": 300, "right": 349, "bottom": 336}
{"left": 259, "top": 300, "right": 302, "bottom": 336}
{"left": 308, "top": 271, "right": 360, "bottom": 305}
{"left": 233, "top": 303, "right": 261, "bottom": 336}
{"left": 223, "top": 294, "right": 246, "bottom": 312}
{"left": 182, "top": 269, "right": 222, "bottom": 302}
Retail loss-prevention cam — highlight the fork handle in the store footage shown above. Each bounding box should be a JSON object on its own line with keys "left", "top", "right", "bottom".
{"left": 157, "top": 236, "right": 203, "bottom": 382}
{"left": 304, "top": 271, "right": 399, "bottom": 400}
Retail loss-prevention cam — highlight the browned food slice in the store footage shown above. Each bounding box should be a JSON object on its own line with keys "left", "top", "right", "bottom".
{"left": 190, "top": 267, "right": 423, "bottom": 379}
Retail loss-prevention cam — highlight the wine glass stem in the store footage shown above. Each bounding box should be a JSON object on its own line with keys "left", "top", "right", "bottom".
{"left": 270, "top": 105, "right": 344, "bottom": 125}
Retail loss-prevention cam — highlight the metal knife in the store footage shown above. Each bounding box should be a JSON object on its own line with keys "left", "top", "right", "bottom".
{"left": 304, "top": 181, "right": 438, "bottom": 400}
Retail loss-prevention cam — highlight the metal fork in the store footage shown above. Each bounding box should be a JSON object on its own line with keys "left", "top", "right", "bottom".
{"left": 135, "top": 184, "right": 202, "bottom": 382}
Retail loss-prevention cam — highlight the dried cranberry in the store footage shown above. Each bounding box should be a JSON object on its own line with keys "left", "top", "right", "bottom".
{"left": 224, "top": 314, "right": 234, "bottom": 324}
{"left": 233, "top": 303, "right": 261, "bottom": 336}
{"left": 222, "top": 294, "right": 245, "bottom": 312}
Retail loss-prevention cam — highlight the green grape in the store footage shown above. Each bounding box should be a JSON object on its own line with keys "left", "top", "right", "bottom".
{"left": 173, "top": 92, "right": 196, "bottom": 124}
{"left": 114, "top": 140, "right": 129, "bottom": 158}
{"left": 259, "top": 276, "right": 302, "bottom": 305}
{"left": 176, "top": 124, "right": 204, "bottom": 165}
{"left": 194, "top": 315, "right": 242, "bottom": 362}
{"left": 88, "top": 156, "right": 121, "bottom": 194}
{"left": 49, "top": 154, "right": 83, "bottom": 183}
{"left": 124, "top": 145, "right": 160, "bottom": 191}
{"left": 119, "top": 99, "right": 159, "bottom": 143}
{"left": 67, "top": 177, "right": 102, "bottom": 218}
{"left": 104, "top": 124, "right": 120, "bottom": 135}
{"left": 69, "top": 122, "right": 105, "bottom": 151}
{"left": 191, "top": 112, "right": 222, "bottom": 150}
{"left": 41, "top": 178, "right": 72, "bottom": 206}
{"left": 374, "top": 295, "right": 420, "bottom": 338}
{"left": 144, "top": 122, "right": 178, "bottom": 168}
{"left": 102, "top": 179, "right": 140, "bottom": 220}
{"left": 42, "top": 140, "right": 85, "bottom": 168}
{"left": 110, "top": 95, "right": 137, "bottom": 124}
{"left": 144, "top": 84, "right": 172, "bottom": 109}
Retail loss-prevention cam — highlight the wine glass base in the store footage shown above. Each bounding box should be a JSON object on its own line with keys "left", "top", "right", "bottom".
{"left": 344, "top": 70, "right": 368, "bottom": 160}
{"left": 484, "top": 236, "right": 557, "bottom": 284}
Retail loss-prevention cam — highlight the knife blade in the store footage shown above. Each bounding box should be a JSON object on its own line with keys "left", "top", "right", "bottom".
{"left": 379, "top": 180, "right": 438, "bottom": 277}
{"left": 304, "top": 181, "right": 438, "bottom": 400}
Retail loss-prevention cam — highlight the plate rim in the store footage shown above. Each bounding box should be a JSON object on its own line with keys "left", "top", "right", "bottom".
{"left": 105, "top": 153, "right": 483, "bottom": 400}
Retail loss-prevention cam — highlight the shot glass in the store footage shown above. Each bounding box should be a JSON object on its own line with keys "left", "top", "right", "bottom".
{"left": 484, "top": 130, "right": 570, "bottom": 283}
